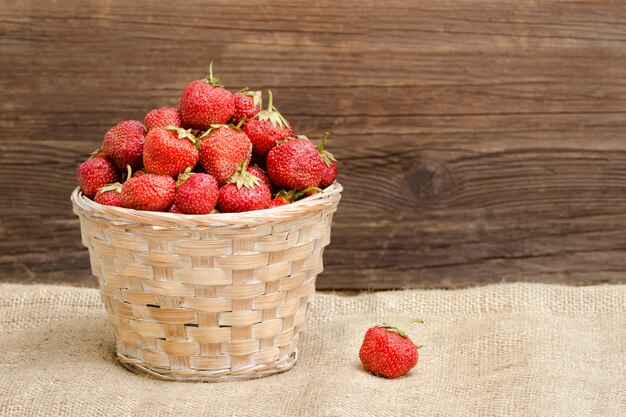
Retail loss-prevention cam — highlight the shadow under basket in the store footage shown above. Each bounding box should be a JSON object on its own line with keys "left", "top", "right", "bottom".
{"left": 71, "top": 182, "right": 342, "bottom": 382}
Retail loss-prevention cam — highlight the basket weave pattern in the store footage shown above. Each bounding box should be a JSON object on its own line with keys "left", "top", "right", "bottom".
{"left": 71, "top": 183, "right": 342, "bottom": 381}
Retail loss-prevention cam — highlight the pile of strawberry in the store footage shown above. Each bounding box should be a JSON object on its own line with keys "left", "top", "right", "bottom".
{"left": 77, "top": 66, "right": 337, "bottom": 214}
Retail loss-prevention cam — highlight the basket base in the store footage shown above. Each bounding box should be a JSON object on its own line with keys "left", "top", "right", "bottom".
{"left": 118, "top": 350, "right": 299, "bottom": 382}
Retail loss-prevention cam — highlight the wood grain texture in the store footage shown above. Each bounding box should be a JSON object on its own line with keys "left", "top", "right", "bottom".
{"left": 2, "top": 0, "right": 626, "bottom": 288}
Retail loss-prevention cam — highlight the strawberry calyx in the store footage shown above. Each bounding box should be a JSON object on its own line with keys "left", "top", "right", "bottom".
{"left": 98, "top": 182, "right": 122, "bottom": 194}
{"left": 227, "top": 148, "right": 260, "bottom": 190}
{"left": 276, "top": 133, "right": 307, "bottom": 147}
{"left": 236, "top": 87, "right": 263, "bottom": 107}
{"left": 274, "top": 189, "right": 295, "bottom": 202}
{"left": 290, "top": 134, "right": 316, "bottom": 145}
{"left": 274, "top": 187, "right": 322, "bottom": 202}
{"left": 202, "top": 61, "right": 224, "bottom": 88}
{"left": 316, "top": 132, "right": 336, "bottom": 167}
{"left": 198, "top": 123, "right": 242, "bottom": 139}
{"left": 295, "top": 187, "right": 322, "bottom": 199}
{"left": 176, "top": 167, "right": 194, "bottom": 187}
{"left": 255, "top": 90, "right": 289, "bottom": 129}
{"left": 378, "top": 319, "right": 424, "bottom": 346}
{"left": 378, "top": 325, "right": 409, "bottom": 338}
{"left": 275, "top": 136, "right": 295, "bottom": 146}
{"left": 247, "top": 90, "right": 263, "bottom": 108}
{"left": 88, "top": 147, "right": 104, "bottom": 160}
{"left": 165, "top": 126, "right": 200, "bottom": 149}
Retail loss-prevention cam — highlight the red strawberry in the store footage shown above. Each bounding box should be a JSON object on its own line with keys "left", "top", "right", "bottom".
{"left": 268, "top": 196, "right": 290, "bottom": 208}
{"left": 179, "top": 64, "right": 235, "bottom": 130}
{"left": 217, "top": 161, "right": 271, "bottom": 213}
{"left": 319, "top": 164, "right": 338, "bottom": 189}
{"left": 243, "top": 91, "right": 293, "bottom": 162}
{"left": 359, "top": 321, "right": 423, "bottom": 379}
{"left": 143, "top": 127, "right": 199, "bottom": 177}
{"left": 77, "top": 153, "right": 118, "bottom": 198}
{"left": 198, "top": 125, "right": 251, "bottom": 185}
{"left": 303, "top": 187, "right": 323, "bottom": 198}
{"left": 266, "top": 137, "right": 325, "bottom": 190}
{"left": 174, "top": 172, "right": 219, "bottom": 214}
{"left": 94, "top": 182, "right": 123, "bottom": 207}
{"left": 247, "top": 165, "right": 273, "bottom": 193}
{"left": 316, "top": 132, "right": 338, "bottom": 188}
{"left": 102, "top": 120, "right": 146, "bottom": 170}
{"left": 144, "top": 107, "right": 181, "bottom": 131}
{"left": 233, "top": 89, "right": 262, "bottom": 123}
{"left": 132, "top": 169, "right": 148, "bottom": 178}
{"left": 120, "top": 174, "right": 176, "bottom": 212}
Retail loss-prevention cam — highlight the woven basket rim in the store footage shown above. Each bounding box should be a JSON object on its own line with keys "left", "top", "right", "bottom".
{"left": 71, "top": 182, "right": 342, "bottom": 228}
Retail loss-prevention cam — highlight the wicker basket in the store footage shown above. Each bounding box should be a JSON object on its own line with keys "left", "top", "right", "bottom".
{"left": 71, "top": 182, "right": 342, "bottom": 381}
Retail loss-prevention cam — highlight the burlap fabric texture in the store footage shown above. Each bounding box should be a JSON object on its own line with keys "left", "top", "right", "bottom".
{"left": 1, "top": 282, "right": 624, "bottom": 416}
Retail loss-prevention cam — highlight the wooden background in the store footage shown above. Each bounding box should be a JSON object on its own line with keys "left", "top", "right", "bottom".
{"left": 2, "top": 0, "right": 626, "bottom": 289}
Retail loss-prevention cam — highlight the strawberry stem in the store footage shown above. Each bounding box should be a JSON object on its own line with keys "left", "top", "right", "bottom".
{"left": 227, "top": 146, "right": 260, "bottom": 190}
{"left": 379, "top": 319, "right": 423, "bottom": 339}
{"left": 203, "top": 60, "right": 224, "bottom": 88}
{"left": 318, "top": 132, "right": 329, "bottom": 150}
{"left": 294, "top": 187, "right": 323, "bottom": 199}
{"left": 267, "top": 90, "right": 273, "bottom": 111}
{"left": 316, "top": 132, "right": 336, "bottom": 167}
{"left": 126, "top": 165, "right": 132, "bottom": 181}
{"left": 98, "top": 182, "right": 123, "bottom": 194}
{"left": 243, "top": 144, "right": 253, "bottom": 167}
{"left": 255, "top": 90, "right": 288, "bottom": 128}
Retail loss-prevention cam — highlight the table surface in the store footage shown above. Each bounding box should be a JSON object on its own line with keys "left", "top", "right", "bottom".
{"left": 2, "top": 282, "right": 624, "bottom": 416}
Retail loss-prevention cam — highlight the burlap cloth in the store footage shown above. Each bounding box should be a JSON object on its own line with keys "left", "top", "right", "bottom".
{"left": 0, "top": 282, "right": 624, "bottom": 416}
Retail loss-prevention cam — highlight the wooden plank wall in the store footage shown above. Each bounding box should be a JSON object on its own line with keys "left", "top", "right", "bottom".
{"left": 2, "top": 0, "right": 626, "bottom": 288}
